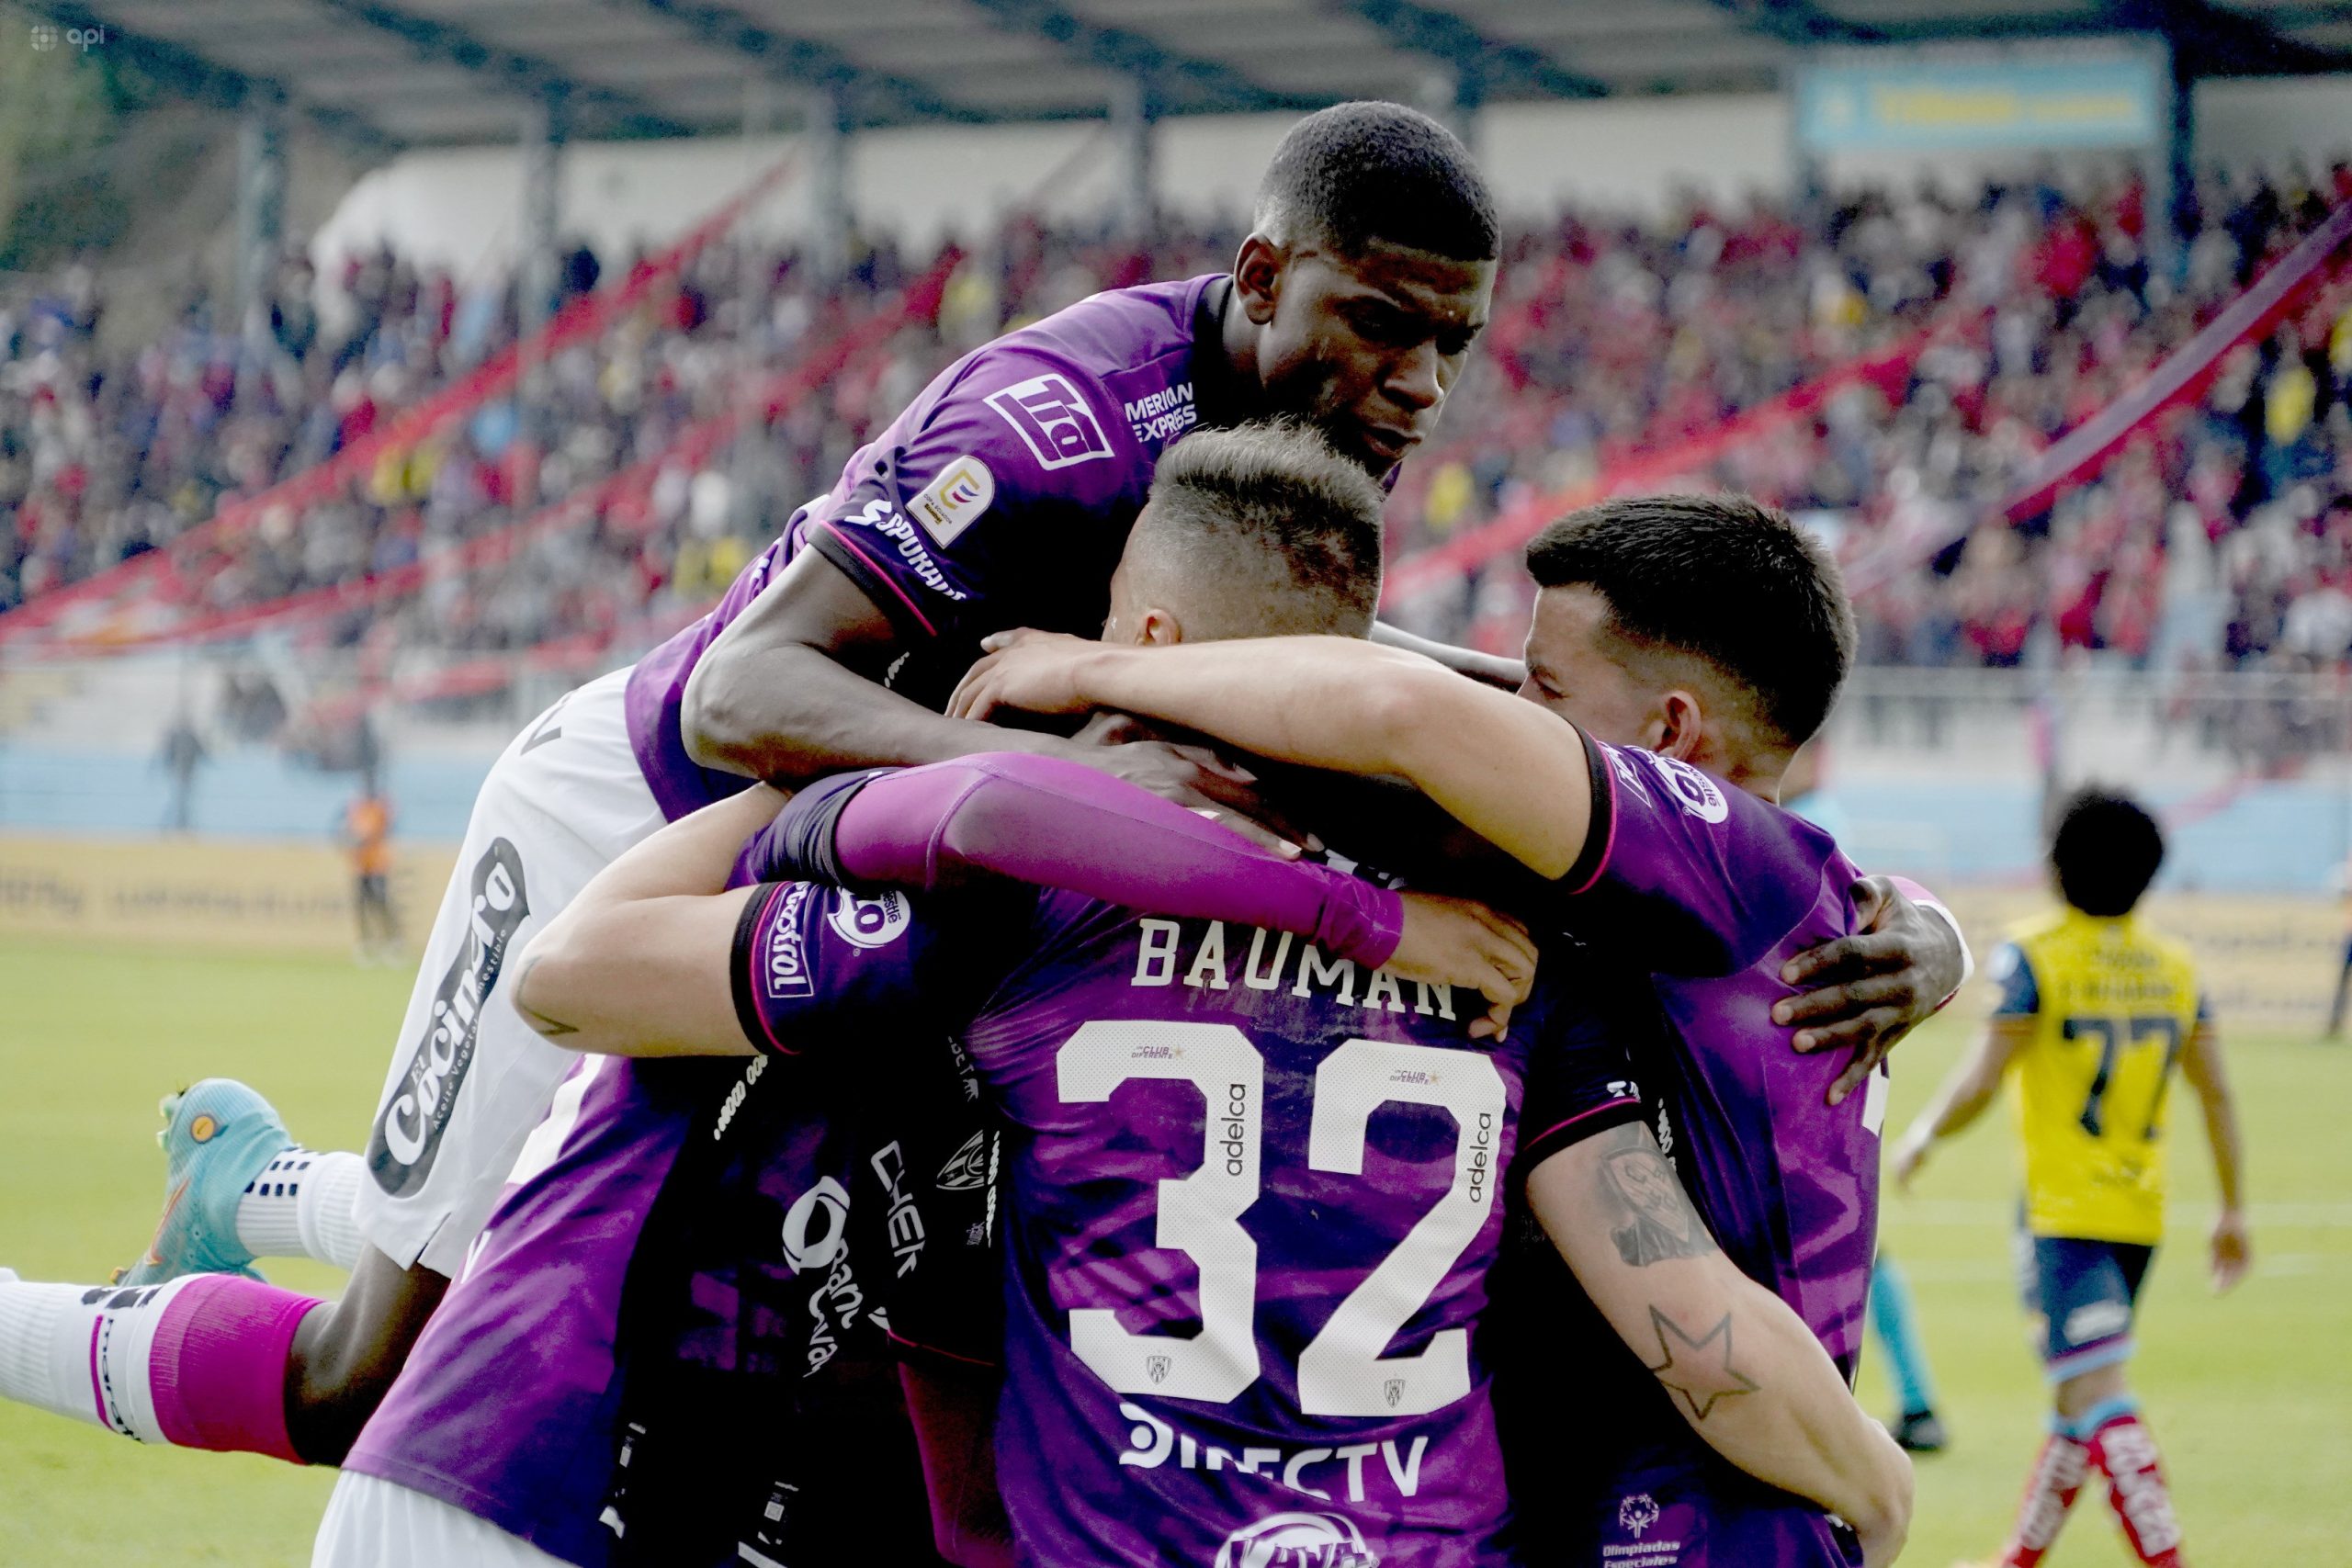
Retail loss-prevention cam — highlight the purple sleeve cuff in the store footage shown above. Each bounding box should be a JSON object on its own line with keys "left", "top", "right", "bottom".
{"left": 821, "top": 751, "right": 1405, "bottom": 970}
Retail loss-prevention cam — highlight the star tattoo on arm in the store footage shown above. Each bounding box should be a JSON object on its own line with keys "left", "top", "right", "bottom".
{"left": 1645, "top": 1306, "right": 1759, "bottom": 1422}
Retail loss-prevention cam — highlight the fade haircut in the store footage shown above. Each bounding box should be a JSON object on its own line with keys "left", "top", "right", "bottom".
{"left": 1255, "top": 101, "right": 1498, "bottom": 262}
{"left": 1128, "top": 420, "right": 1386, "bottom": 639}
{"left": 2050, "top": 787, "right": 2165, "bottom": 918}
{"left": 1525, "top": 493, "right": 1857, "bottom": 750}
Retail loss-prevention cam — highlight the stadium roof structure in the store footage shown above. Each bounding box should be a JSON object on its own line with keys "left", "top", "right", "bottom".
{"left": 34, "top": 0, "right": 2352, "bottom": 152}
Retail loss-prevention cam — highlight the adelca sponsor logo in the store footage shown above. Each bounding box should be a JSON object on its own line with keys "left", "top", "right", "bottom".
{"left": 368, "top": 840, "right": 528, "bottom": 1195}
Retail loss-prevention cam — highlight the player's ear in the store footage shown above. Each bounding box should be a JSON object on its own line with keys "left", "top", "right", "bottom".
{"left": 1136, "top": 607, "right": 1184, "bottom": 647}
{"left": 1655, "top": 689, "right": 1707, "bottom": 762}
{"left": 1232, "top": 233, "right": 1285, "bottom": 325}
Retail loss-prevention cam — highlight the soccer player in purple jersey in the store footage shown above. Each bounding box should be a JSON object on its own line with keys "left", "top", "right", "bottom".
{"left": 497, "top": 465, "right": 1911, "bottom": 1567}
{"left": 945, "top": 493, "right": 1945, "bottom": 1564}
{"left": 0, "top": 104, "right": 1949, "bottom": 1515}
{"left": 312, "top": 425, "right": 1541, "bottom": 1568}
{"left": 0, "top": 102, "right": 1517, "bottom": 1475}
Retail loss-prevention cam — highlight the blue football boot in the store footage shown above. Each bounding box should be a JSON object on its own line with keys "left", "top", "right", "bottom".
{"left": 114, "top": 1079, "right": 292, "bottom": 1285}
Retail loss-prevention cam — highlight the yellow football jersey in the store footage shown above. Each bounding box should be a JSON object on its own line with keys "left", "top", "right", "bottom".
{"left": 1991, "top": 907, "right": 2208, "bottom": 1246}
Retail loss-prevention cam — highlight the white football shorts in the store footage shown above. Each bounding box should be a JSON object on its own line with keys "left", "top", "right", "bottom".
{"left": 312, "top": 1471, "right": 573, "bottom": 1568}
{"left": 353, "top": 665, "right": 667, "bottom": 1278}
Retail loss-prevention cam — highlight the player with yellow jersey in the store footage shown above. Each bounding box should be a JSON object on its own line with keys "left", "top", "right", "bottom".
{"left": 1894, "top": 789, "right": 2248, "bottom": 1568}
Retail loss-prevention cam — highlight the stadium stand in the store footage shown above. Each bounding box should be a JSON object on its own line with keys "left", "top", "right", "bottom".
{"left": 8, "top": 161, "right": 2351, "bottom": 687}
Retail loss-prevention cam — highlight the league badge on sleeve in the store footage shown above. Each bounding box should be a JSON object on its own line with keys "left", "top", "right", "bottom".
{"left": 909, "top": 457, "right": 994, "bottom": 547}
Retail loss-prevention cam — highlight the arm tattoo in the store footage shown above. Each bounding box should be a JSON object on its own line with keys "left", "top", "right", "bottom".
{"left": 1645, "top": 1306, "right": 1759, "bottom": 1422}
{"left": 1592, "top": 1122, "right": 1719, "bottom": 1267}
{"left": 512, "top": 953, "right": 578, "bottom": 1038}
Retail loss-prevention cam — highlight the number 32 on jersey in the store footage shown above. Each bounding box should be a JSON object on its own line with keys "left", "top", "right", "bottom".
{"left": 1056, "top": 1019, "right": 1504, "bottom": 1419}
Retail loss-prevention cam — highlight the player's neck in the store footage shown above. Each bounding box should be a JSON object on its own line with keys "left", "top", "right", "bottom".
{"left": 1210, "top": 278, "right": 1270, "bottom": 420}
{"left": 1713, "top": 750, "right": 1785, "bottom": 805}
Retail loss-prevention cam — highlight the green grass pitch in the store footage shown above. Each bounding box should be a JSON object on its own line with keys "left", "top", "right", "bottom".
{"left": 1, "top": 936, "right": 2346, "bottom": 1564}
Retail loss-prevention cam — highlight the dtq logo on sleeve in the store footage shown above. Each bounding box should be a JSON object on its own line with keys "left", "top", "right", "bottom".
{"left": 986, "top": 374, "right": 1113, "bottom": 470}
{"left": 908, "top": 456, "right": 995, "bottom": 547}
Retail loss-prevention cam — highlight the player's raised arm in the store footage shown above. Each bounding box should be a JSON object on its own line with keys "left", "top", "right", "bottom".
{"left": 951, "top": 630, "right": 1601, "bottom": 880}
{"left": 734, "top": 751, "right": 1537, "bottom": 1032}
{"left": 1524, "top": 1122, "right": 1914, "bottom": 1567}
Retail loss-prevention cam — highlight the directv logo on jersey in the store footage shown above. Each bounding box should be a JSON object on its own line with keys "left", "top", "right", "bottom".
{"left": 1213, "top": 1511, "right": 1379, "bottom": 1568}
{"left": 1120, "top": 1404, "right": 1430, "bottom": 1507}
{"left": 1125, "top": 380, "right": 1196, "bottom": 446}
{"left": 986, "top": 373, "right": 1113, "bottom": 469}
{"left": 764, "top": 883, "right": 813, "bottom": 1000}
{"left": 368, "top": 840, "right": 529, "bottom": 1194}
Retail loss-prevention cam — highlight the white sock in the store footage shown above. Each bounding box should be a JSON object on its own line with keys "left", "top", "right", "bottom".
{"left": 233, "top": 1148, "right": 368, "bottom": 1271}
{"left": 0, "top": 1275, "right": 201, "bottom": 1441}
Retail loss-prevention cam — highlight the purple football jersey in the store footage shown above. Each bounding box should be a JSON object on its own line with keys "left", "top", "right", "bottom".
{"left": 1496, "top": 738, "right": 1882, "bottom": 1555}
{"left": 626, "top": 275, "right": 1222, "bottom": 822}
{"left": 344, "top": 903, "right": 980, "bottom": 1568}
{"left": 343, "top": 1050, "right": 718, "bottom": 1566}
{"left": 1563, "top": 739, "right": 1882, "bottom": 1369}
{"left": 731, "top": 875, "right": 1641, "bottom": 1568}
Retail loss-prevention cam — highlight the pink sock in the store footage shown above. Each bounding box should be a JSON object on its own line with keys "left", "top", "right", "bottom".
{"left": 146, "top": 1275, "right": 322, "bottom": 1463}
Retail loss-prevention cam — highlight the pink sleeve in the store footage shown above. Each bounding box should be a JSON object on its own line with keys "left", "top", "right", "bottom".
{"left": 829, "top": 752, "right": 1405, "bottom": 969}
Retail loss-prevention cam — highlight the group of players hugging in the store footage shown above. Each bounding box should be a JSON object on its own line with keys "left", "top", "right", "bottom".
{"left": 0, "top": 101, "right": 2230, "bottom": 1568}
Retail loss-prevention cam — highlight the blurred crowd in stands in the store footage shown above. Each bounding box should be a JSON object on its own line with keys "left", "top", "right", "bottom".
{"left": 5, "top": 158, "right": 2352, "bottom": 695}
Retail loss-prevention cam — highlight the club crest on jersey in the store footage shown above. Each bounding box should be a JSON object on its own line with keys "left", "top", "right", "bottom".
{"left": 1383, "top": 1378, "right": 1407, "bottom": 1410}
{"left": 986, "top": 373, "right": 1112, "bottom": 469}
{"left": 1146, "top": 1354, "right": 1172, "bottom": 1386}
{"left": 935, "top": 1129, "right": 991, "bottom": 1191}
{"left": 1619, "top": 1493, "right": 1662, "bottom": 1538}
{"left": 368, "top": 839, "right": 528, "bottom": 1195}
{"left": 828, "top": 888, "right": 910, "bottom": 949}
{"left": 1213, "top": 1511, "right": 1379, "bottom": 1568}
{"left": 909, "top": 456, "right": 994, "bottom": 547}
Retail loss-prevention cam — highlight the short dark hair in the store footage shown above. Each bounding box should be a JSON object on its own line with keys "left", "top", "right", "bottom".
{"left": 2050, "top": 788, "right": 2165, "bottom": 917}
{"left": 1256, "top": 101, "right": 1498, "bottom": 262}
{"left": 1524, "top": 493, "right": 1857, "bottom": 750}
{"left": 1134, "top": 421, "right": 1385, "bottom": 638}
